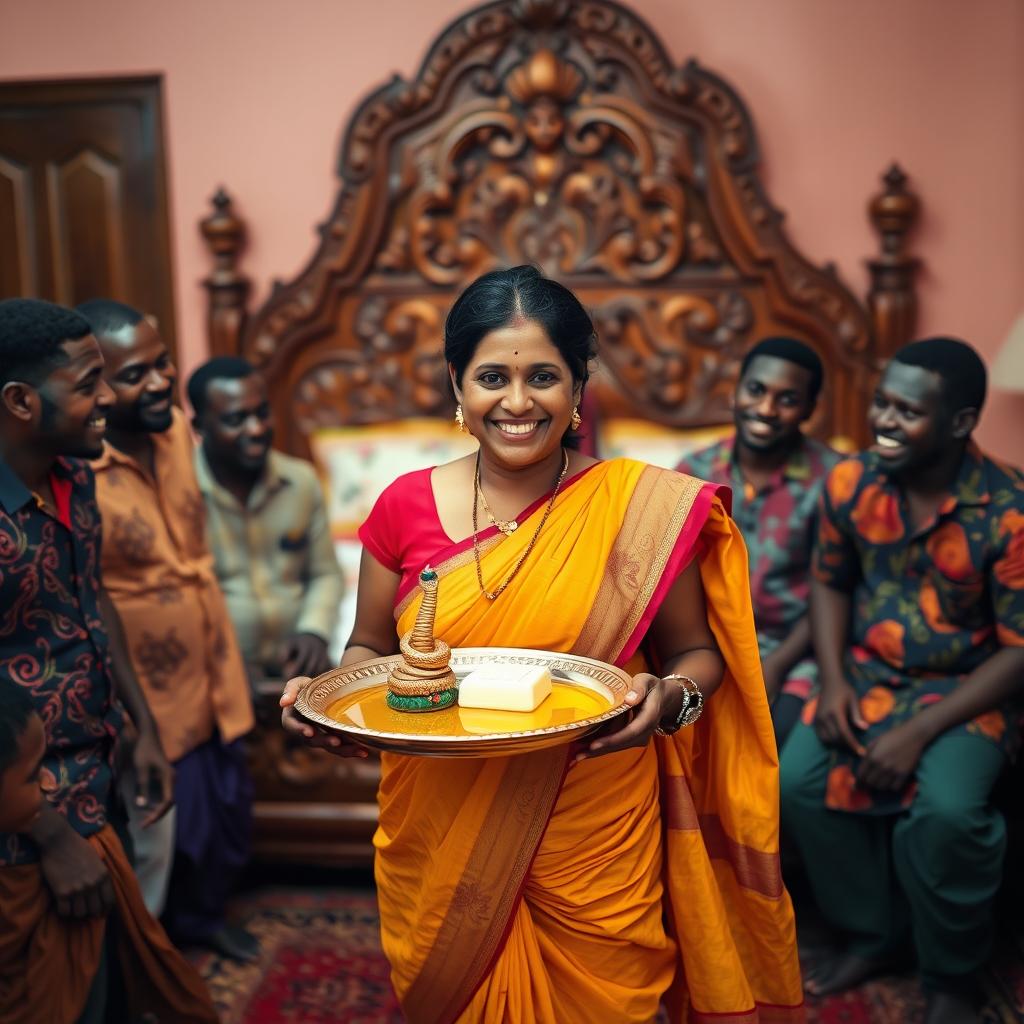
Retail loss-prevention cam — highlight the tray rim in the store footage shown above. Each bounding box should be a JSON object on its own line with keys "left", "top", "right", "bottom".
{"left": 294, "top": 646, "right": 633, "bottom": 748}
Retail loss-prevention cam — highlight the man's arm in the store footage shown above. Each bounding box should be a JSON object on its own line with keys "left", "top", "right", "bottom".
{"left": 808, "top": 471, "right": 869, "bottom": 753}
{"left": 762, "top": 614, "right": 811, "bottom": 700}
{"left": 858, "top": 647, "right": 1024, "bottom": 791}
{"left": 97, "top": 587, "right": 175, "bottom": 825}
{"left": 809, "top": 581, "right": 867, "bottom": 754}
{"left": 284, "top": 483, "right": 344, "bottom": 678}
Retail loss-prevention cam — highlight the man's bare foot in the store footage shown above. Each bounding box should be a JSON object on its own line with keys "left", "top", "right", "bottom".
{"left": 804, "top": 952, "right": 895, "bottom": 996}
{"left": 924, "top": 990, "right": 978, "bottom": 1024}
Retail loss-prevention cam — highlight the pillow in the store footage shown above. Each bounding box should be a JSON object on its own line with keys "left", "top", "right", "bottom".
{"left": 310, "top": 420, "right": 479, "bottom": 541}
{"left": 597, "top": 418, "right": 733, "bottom": 470}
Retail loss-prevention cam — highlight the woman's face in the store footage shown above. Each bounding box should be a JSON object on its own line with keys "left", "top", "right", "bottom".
{"left": 452, "top": 318, "right": 579, "bottom": 470}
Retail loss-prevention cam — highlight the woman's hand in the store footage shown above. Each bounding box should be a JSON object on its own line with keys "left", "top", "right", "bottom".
{"left": 575, "top": 673, "right": 683, "bottom": 762}
{"left": 280, "top": 676, "right": 369, "bottom": 758}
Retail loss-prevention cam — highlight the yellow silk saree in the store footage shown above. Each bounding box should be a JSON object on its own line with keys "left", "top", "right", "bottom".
{"left": 373, "top": 458, "right": 803, "bottom": 1023}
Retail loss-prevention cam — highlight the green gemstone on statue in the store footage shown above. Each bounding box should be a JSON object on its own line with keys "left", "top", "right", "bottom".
{"left": 420, "top": 568, "right": 438, "bottom": 582}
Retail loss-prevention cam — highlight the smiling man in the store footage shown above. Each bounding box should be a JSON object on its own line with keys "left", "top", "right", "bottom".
{"left": 188, "top": 357, "right": 342, "bottom": 682}
{"left": 79, "top": 300, "right": 258, "bottom": 962}
{"left": 780, "top": 337, "right": 1024, "bottom": 1022}
{"left": 0, "top": 298, "right": 215, "bottom": 1022}
{"left": 677, "top": 336, "right": 839, "bottom": 747}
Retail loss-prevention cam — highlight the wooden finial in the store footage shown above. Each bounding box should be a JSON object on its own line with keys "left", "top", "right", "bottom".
{"left": 200, "top": 187, "right": 251, "bottom": 358}
{"left": 867, "top": 163, "right": 921, "bottom": 360}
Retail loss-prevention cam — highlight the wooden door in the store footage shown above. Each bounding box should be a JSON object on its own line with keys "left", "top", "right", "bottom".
{"left": 0, "top": 76, "right": 177, "bottom": 358}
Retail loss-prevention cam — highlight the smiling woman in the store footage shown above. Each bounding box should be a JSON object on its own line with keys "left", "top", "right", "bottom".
{"left": 279, "top": 267, "right": 804, "bottom": 1023}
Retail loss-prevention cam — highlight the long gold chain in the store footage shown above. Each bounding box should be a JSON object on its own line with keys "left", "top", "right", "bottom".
{"left": 473, "top": 449, "right": 569, "bottom": 601}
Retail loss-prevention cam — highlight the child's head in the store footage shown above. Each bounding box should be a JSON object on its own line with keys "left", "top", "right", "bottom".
{"left": 0, "top": 683, "right": 45, "bottom": 834}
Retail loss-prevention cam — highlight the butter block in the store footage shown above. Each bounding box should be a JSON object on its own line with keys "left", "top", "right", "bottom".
{"left": 458, "top": 664, "right": 553, "bottom": 713}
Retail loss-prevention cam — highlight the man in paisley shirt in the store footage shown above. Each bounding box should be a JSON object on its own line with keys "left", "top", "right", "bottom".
{"left": 80, "top": 299, "right": 258, "bottom": 962}
{"left": 0, "top": 299, "right": 216, "bottom": 1022}
{"left": 780, "top": 338, "right": 1024, "bottom": 1023}
{"left": 677, "top": 336, "right": 840, "bottom": 747}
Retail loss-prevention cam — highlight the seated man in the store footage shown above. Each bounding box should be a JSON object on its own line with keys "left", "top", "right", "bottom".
{"left": 780, "top": 338, "right": 1024, "bottom": 1023}
{"left": 78, "top": 299, "right": 258, "bottom": 961}
{"left": 0, "top": 298, "right": 216, "bottom": 1023}
{"left": 188, "top": 357, "right": 343, "bottom": 681}
{"left": 677, "top": 336, "right": 839, "bottom": 746}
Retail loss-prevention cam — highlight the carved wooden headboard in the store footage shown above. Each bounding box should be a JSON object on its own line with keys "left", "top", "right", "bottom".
{"left": 200, "top": 0, "right": 920, "bottom": 456}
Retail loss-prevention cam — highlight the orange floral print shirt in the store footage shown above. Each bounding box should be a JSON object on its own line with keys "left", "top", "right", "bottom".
{"left": 810, "top": 443, "right": 1024, "bottom": 814}
{"left": 93, "top": 410, "right": 254, "bottom": 762}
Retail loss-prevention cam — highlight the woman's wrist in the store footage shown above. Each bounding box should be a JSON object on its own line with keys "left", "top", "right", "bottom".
{"left": 660, "top": 676, "right": 686, "bottom": 726}
{"left": 656, "top": 674, "right": 704, "bottom": 735}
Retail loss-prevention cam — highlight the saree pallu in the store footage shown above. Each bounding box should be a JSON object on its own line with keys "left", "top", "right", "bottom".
{"left": 0, "top": 824, "right": 218, "bottom": 1024}
{"left": 375, "top": 459, "right": 803, "bottom": 1023}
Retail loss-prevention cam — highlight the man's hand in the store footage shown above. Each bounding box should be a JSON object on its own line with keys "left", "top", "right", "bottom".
{"left": 132, "top": 729, "right": 175, "bottom": 827}
{"left": 38, "top": 822, "right": 114, "bottom": 919}
{"left": 282, "top": 633, "right": 332, "bottom": 679}
{"left": 813, "top": 679, "right": 868, "bottom": 755}
{"left": 857, "top": 721, "right": 927, "bottom": 791}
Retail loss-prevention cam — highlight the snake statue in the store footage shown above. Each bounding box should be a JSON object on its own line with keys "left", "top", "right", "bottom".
{"left": 386, "top": 566, "right": 458, "bottom": 712}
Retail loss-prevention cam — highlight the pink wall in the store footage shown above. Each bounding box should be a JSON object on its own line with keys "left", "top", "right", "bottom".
{"left": 2, "top": 0, "right": 1022, "bottom": 459}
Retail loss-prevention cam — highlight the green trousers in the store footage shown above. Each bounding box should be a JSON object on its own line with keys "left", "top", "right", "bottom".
{"left": 779, "top": 723, "right": 1007, "bottom": 990}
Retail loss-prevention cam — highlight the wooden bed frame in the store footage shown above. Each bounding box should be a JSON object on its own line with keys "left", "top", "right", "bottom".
{"left": 199, "top": 0, "right": 922, "bottom": 866}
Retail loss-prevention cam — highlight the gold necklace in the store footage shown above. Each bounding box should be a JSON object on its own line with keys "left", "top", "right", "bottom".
{"left": 473, "top": 449, "right": 570, "bottom": 602}
{"left": 475, "top": 457, "right": 519, "bottom": 536}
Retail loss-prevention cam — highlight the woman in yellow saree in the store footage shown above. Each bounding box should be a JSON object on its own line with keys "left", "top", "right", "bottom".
{"left": 282, "top": 266, "right": 804, "bottom": 1022}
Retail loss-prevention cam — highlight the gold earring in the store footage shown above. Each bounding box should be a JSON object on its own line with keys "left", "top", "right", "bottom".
{"left": 455, "top": 404, "right": 466, "bottom": 432}
{"left": 570, "top": 406, "right": 582, "bottom": 431}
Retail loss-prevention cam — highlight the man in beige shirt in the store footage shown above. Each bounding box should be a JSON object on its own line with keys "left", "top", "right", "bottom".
{"left": 187, "top": 357, "right": 343, "bottom": 681}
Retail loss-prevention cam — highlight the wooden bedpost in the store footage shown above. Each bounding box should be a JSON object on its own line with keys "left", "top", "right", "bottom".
{"left": 867, "top": 164, "right": 920, "bottom": 361}
{"left": 200, "top": 188, "right": 250, "bottom": 358}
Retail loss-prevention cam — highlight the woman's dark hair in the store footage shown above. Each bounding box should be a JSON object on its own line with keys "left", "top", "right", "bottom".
{"left": 445, "top": 266, "right": 598, "bottom": 447}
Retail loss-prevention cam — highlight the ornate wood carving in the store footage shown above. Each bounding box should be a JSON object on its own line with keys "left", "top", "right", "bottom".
{"left": 199, "top": 188, "right": 250, "bottom": 360}
{"left": 201, "top": 0, "right": 922, "bottom": 452}
{"left": 867, "top": 163, "right": 921, "bottom": 363}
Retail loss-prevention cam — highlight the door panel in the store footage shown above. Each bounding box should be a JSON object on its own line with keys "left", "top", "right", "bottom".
{"left": 0, "top": 77, "right": 177, "bottom": 360}
{"left": 0, "top": 154, "right": 36, "bottom": 296}
{"left": 47, "top": 148, "right": 128, "bottom": 302}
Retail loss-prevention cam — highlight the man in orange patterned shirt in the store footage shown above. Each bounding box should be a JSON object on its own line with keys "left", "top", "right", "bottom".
{"left": 80, "top": 300, "right": 259, "bottom": 962}
{"left": 780, "top": 339, "right": 1024, "bottom": 1023}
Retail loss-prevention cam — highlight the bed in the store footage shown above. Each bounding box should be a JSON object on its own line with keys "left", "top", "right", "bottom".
{"left": 199, "top": 0, "right": 921, "bottom": 866}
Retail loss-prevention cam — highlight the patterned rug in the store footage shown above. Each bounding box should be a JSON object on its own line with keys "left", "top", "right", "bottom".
{"left": 187, "top": 887, "right": 401, "bottom": 1023}
{"left": 189, "top": 886, "right": 1024, "bottom": 1022}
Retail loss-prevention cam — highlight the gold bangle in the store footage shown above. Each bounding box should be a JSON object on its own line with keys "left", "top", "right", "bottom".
{"left": 654, "top": 674, "right": 703, "bottom": 736}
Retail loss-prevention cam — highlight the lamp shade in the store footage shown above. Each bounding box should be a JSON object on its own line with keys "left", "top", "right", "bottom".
{"left": 992, "top": 314, "right": 1024, "bottom": 393}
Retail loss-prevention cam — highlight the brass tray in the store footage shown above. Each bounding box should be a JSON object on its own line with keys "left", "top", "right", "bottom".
{"left": 295, "top": 647, "right": 632, "bottom": 758}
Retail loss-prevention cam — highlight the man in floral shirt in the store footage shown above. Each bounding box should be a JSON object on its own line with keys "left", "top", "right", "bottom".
{"left": 780, "top": 338, "right": 1024, "bottom": 1023}
{"left": 677, "top": 336, "right": 839, "bottom": 746}
{"left": 0, "top": 299, "right": 215, "bottom": 1022}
